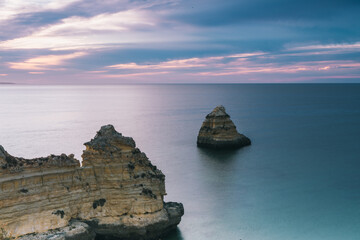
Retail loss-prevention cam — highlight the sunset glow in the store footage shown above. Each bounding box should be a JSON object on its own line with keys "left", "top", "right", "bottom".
{"left": 0, "top": 0, "right": 359, "bottom": 84}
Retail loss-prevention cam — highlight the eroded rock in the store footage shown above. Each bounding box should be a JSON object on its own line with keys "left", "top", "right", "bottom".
{"left": 0, "top": 125, "right": 183, "bottom": 240}
{"left": 197, "top": 105, "right": 251, "bottom": 149}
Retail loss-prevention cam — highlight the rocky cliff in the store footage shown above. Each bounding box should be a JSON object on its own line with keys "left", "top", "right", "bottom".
{"left": 0, "top": 125, "right": 183, "bottom": 240}
{"left": 197, "top": 105, "right": 251, "bottom": 149}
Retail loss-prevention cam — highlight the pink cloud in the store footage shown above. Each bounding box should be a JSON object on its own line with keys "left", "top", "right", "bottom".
{"left": 106, "top": 53, "right": 265, "bottom": 71}
{"left": 8, "top": 52, "right": 86, "bottom": 70}
{"left": 86, "top": 70, "right": 108, "bottom": 74}
{"left": 190, "top": 59, "right": 360, "bottom": 76}
{"left": 284, "top": 75, "right": 360, "bottom": 82}
{"left": 107, "top": 57, "right": 216, "bottom": 70}
{"left": 102, "top": 71, "right": 170, "bottom": 78}
{"left": 28, "top": 72, "right": 45, "bottom": 74}
{"left": 104, "top": 52, "right": 360, "bottom": 81}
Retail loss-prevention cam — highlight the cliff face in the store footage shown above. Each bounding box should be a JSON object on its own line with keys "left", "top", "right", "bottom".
{"left": 0, "top": 125, "right": 183, "bottom": 240}
{"left": 197, "top": 106, "right": 251, "bottom": 149}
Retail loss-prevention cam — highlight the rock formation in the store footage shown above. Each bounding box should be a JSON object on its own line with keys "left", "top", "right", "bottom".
{"left": 0, "top": 125, "right": 183, "bottom": 240}
{"left": 197, "top": 105, "right": 251, "bottom": 149}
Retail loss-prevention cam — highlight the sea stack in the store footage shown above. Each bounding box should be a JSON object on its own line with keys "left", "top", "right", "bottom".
{"left": 197, "top": 105, "right": 251, "bottom": 149}
{"left": 0, "top": 125, "right": 184, "bottom": 240}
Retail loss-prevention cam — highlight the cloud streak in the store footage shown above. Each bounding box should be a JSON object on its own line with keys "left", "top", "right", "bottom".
{"left": 102, "top": 71, "right": 170, "bottom": 78}
{"left": 0, "top": 9, "right": 159, "bottom": 50}
{"left": 8, "top": 52, "right": 86, "bottom": 70}
{"left": 0, "top": 0, "right": 359, "bottom": 83}
{"left": 0, "top": 0, "right": 81, "bottom": 22}
{"left": 289, "top": 42, "right": 360, "bottom": 51}
{"left": 0, "top": 2, "right": 192, "bottom": 51}
{"left": 102, "top": 50, "right": 360, "bottom": 82}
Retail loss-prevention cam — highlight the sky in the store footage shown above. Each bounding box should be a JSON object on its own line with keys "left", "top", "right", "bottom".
{"left": 0, "top": 0, "right": 359, "bottom": 84}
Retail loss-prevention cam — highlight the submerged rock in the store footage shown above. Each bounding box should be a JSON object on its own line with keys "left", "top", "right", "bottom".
{"left": 197, "top": 105, "right": 251, "bottom": 149}
{"left": 0, "top": 125, "right": 184, "bottom": 240}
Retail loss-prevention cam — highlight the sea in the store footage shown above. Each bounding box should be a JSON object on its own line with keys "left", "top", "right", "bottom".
{"left": 0, "top": 84, "right": 359, "bottom": 240}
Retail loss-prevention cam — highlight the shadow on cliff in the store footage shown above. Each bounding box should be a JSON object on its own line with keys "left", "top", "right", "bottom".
{"left": 94, "top": 228, "right": 184, "bottom": 240}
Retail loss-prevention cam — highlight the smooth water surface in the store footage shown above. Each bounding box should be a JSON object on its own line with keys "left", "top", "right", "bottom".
{"left": 1, "top": 84, "right": 360, "bottom": 240}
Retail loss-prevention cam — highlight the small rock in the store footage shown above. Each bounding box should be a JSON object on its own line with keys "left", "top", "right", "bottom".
{"left": 197, "top": 105, "right": 251, "bottom": 149}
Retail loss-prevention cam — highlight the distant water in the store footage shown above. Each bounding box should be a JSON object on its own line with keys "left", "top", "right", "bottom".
{"left": 1, "top": 84, "right": 360, "bottom": 240}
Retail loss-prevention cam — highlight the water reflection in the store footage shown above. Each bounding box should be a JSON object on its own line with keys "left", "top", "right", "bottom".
{"left": 197, "top": 147, "right": 240, "bottom": 164}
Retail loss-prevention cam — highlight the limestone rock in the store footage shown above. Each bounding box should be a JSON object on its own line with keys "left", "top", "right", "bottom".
{"left": 0, "top": 145, "right": 79, "bottom": 174}
{"left": 197, "top": 105, "right": 251, "bottom": 149}
{"left": 17, "top": 221, "right": 96, "bottom": 240}
{"left": 0, "top": 125, "right": 183, "bottom": 240}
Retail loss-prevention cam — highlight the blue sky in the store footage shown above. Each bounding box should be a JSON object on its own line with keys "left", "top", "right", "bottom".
{"left": 0, "top": 0, "right": 359, "bottom": 84}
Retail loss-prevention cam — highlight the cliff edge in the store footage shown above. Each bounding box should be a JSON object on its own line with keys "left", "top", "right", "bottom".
{"left": 0, "top": 125, "right": 183, "bottom": 240}
{"left": 197, "top": 105, "right": 251, "bottom": 149}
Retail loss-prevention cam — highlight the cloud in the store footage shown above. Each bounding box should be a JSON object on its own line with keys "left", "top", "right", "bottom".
{"left": 0, "top": 0, "right": 81, "bottom": 22}
{"left": 0, "top": 10, "right": 154, "bottom": 50}
{"left": 106, "top": 52, "right": 267, "bottom": 71}
{"left": 8, "top": 52, "right": 86, "bottom": 70}
{"left": 0, "top": 0, "right": 359, "bottom": 83}
{"left": 102, "top": 71, "right": 170, "bottom": 78}
{"left": 37, "top": 10, "right": 156, "bottom": 35}
{"left": 105, "top": 52, "right": 265, "bottom": 72}
{"left": 190, "top": 59, "right": 360, "bottom": 76}
{"left": 103, "top": 49, "right": 360, "bottom": 81}
{"left": 167, "top": 0, "right": 360, "bottom": 47}
{"left": 107, "top": 58, "right": 217, "bottom": 70}
{"left": 0, "top": 74, "right": 8, "bottom": 76}
{"left": 289, "top": 42, "right": 360, "bottom": 51}
{"left": 86, "top": 70, "right": 107, "bottom": 73}
{"left": 283, "top": 75, "right": 360, "bottom": 82}
{"left": 28, "top": 72, "right": 45, "bottom": 74}
{"left": 0, "top": 6, "right": 189, "bottom": 51}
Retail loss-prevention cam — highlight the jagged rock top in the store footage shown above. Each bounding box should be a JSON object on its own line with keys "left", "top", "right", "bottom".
{"left": 84, "top": 124, "right": 136, "bottom": 151}
{"left": 82, "top": 125, "right": 165, "bottom": 183}
{"left": 206, "top": 105, "right": 230, "bottom": 118}
{"left": 0, "top": 145, "right": 79, "bottom": 173}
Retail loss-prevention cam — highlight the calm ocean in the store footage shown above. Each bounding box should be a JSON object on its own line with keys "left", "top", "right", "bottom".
{"left": 1, "top": 84, "right": 360, "bottom": 240}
